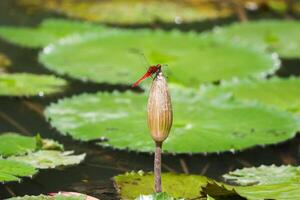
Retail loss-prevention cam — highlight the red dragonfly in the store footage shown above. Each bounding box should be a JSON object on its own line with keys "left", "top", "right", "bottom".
{"left": 132, "top": 64, "right": 162, "bottom": 88}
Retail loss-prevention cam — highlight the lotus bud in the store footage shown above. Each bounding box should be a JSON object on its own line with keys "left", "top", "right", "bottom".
{"left": 147, "top": 70, "right": 173, "bottom": 142}
{"left": 147, "top": 68, "right": 172, "bottom": 193}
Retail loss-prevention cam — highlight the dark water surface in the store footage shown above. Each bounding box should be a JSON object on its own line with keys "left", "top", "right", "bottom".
{"left": 0, "top": 1, "right": 300, "bottom": 199}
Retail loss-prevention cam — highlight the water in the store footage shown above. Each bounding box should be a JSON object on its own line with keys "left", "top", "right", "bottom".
{"left": 0, "top": 1, "right": 300, "bottom": 199}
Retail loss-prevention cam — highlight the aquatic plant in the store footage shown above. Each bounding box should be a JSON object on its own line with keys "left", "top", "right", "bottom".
{"left": 0, "top": 133, "right": 85, "bottom": 183}
{"left": 213, "top": 20, "right": 300, "bottom": 58}
{"left": 115, "top": 165, "right": 300, "bottom": 199}
{"left": 45, "top": 85, "right": 299, "bottom": 154}
{"left": 39, "top": 29, "right": 278, "bottom": 87}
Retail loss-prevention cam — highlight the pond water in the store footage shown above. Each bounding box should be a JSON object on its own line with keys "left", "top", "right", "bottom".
{"left": 0, "top": 1, "right": 300, "bottom": 199}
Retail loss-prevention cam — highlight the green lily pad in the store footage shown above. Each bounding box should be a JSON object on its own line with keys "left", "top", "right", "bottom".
{"left": 7, "top": 194, "right": 86, "bottom": 200}
{"left": 0, "top": 159, "right": 37, "bottom": 182}
{"left": 205, "top": 181, "right": 300, "bottom": 200}
{"left": 116, "top": 166, "right": 300, "bottom": 200}
{"left": 0, "top": 133, "right": 37, "bottom": 157}
{"left": 200, "top": 77, "right": 300, "bottom": 114}
{"left": 0, "top": 134, "right": 84, "bottom": 182}
{"left": 39, "top": 30, "right": 278, "bottom": 87}
{"left": 17, "top": 0, "right": 232, "bottom": 25}
{"left": 114, "top": 171, "right": 208, "bottom": 199}
{"left": 223, "top": 165, "right": 300, "bottom": 186}
{"left": 0, "top": 18, "right": 104, "bottom": 48}
{"left": 203, "top": 165, "right": 300, "bottom": 200}
{"left": 0, "top": 133, "right": 64, "bottom": 157}
{"left": 213, "top": 20, "right": 300, "bottom": 58}
{"left": 0, "top": 73, "right": 67, "bottom": 96}
{"left": 9, "top": 150, "right": 86, "bottom": 169}
{"left": 234, "top": 182, "right": 300, "bottom": 200}
{"left": 45, "top": 86, "right": 299, "bottom": 153}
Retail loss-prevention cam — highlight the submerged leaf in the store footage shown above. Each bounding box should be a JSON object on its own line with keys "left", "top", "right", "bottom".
{"left": 114, "top": 171, "right": 207, "bottom": 199}
{"left": 39, "top": 30, "right": 278, "bottom": 87}
{"left": 0, "top": 159, "right": 37, "bottom": 182}
{"left": 0, "top": 18, "right": 105, "bottom": 48}
{"left": 9, "top": 150, "right": 86, "bottom": 169}
{"left": 213, "top": 20, "right": 300, "bottom": 58}
{"left": 200, "top": 77, "right": 300, "bottom": 115}
{"left": 45, "top": 86, "right": 299, "bottom": 154}
{"left": 17, "top": 0, "right": 232, "bottom": 24}
{"left": 0, "top": 73, "right": 67, "bottom": 96}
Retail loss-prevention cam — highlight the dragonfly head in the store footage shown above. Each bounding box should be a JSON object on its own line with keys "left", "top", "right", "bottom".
{"left": 156, "top": 64, "right": 162, "bottom": 69}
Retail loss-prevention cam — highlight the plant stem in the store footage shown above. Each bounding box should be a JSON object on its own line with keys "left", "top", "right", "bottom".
{"left": 233, "top": 0, "right": 248, "bottom": 22}
{"left": 154, "top": 141, "right": 162, "bottom": 193}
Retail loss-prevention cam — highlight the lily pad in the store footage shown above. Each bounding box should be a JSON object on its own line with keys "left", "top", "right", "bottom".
{"left": 17, "top": 0, "right": 232, "bottom": 25}
{"left": 9, "top": 150, "right": 86, "bottom": 169}
{"left": 39, "top": 30, "right": 278, "bottom": 87}
{"left": 0, "top": 133, "right": 64, "bottom": 157}
{"left": 200, "top": 77, "right": 300, "bottom": 115}
{"left": 0, "top": 159, "right": 37, "bottom": 182}
{"left": 0, "top": 134, "right": 85, "bottom": 183}
{"left": 203, "top": 165, "right": 300, "bottom": 200}
{"left": 223, "top": 165, "right": 300, "bottom": 186}
{"left": 114, "top": 171, "right": 208, "bottom": 199}
{"left": 116, "top": 166, "right": 300, "bottom": 200}
{"left": 45, "top": 86, "right": 299, "bottom": 153}
{"left": 0, "top": 133, "right": 37, "bottom": 157}
{"left": 213, "top": 20, "right": 300, "bottom": 58}
{"left": 234, "top": 182, "right": 300, "bottom": 200}
{"left": 0, "top": 18, "right": 104, "bottom": 48}
{"left": 0, "top": 73, "right": 67, "bottom": 96}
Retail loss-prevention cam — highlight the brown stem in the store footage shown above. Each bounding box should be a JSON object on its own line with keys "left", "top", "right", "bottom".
{"left": 154, "top": 141, "right": 162, "bottom": 193}
{"left": 179, "top": 158, "right": 189, "bottom": 174}
{"left": 233, "top": 0, "right": 248, "bottom": 22}
{"left": 0, "top": 111, "right": 31, "bottom": 135}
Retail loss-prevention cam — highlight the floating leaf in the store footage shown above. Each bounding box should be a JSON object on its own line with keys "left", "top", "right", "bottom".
{"left": 0, "top": 159, "right": 37, "bottom": 182}
{"left": 17, "top": 0, "right": 232, "bottom": 24}
{"left": 45, "top": 86, "right": 299, "bottom": 153}
{"left": 213, "top": 20, "right": 300, "bottom": 58}
{"left": 114, "top": 171, "right": 207, "bottom": 199}
{"left": 203, "top": 165, "right": 300, "bottom": 200}
{"left": 200, "top": 77, "right": 300, "bottom": 115}
{"left": 223, "top": 165, "right": 300, "bottom": 186}
{"left": 9, "top": 150, "right": 86, "bottom": 169}
{"left": 234, "top": 182, "right": 300, "bottom": 200}
{"left": 0, "top": 18, "right": 104, "bottom": 48}
{"left": 0, "top": 73, "right": 67, "bottom": 96}
{"left": 0, "top": 133, "right": 37, "bottom": 157}
{"left": 40, "top": 30, "right": 278, "bottom": 87}
{"left": 0, "top": 134, "right": 84, "bottom": 183}
{"left": 0, "top": 133, "right": 64, "bottom": 157}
